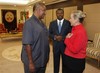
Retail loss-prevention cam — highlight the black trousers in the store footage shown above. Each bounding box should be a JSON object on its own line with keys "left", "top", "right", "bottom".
{"left": 53, "top": 50, "right": 66, "bottom": 73}
{"left": 64, "top": 55, "right": 86, "bottom": 73}
{"left": 24, "top": 64, "right": 46, "bottom": 73}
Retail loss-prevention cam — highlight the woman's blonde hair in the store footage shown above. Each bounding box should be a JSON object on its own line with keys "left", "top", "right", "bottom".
{"left": 72, "top": 10, "right": 86, "bottom": 23}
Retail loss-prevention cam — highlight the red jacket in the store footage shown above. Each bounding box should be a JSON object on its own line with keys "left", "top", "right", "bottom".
{"left": 64, "top": 24, "right": 88, "bottom": 59}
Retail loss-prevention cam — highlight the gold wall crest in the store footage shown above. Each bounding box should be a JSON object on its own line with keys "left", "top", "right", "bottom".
{"left": 5, "top": 11, "right": 14, "bottom": 23}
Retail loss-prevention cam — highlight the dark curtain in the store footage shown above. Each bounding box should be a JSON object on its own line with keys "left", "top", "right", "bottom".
{"left": 1, "top": 10, "right": 17, "bottom": 32}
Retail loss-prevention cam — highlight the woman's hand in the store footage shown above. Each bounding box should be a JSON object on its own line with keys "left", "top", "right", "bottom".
{"left": 66, "top": 33, "right": 73, "bottom": 38}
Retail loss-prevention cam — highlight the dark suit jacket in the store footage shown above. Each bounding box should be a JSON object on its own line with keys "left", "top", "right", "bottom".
{"left": 49, "top": 19, "right": 71, "bottom": 53}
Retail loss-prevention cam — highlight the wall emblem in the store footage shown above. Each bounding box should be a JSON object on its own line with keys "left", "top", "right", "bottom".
{"left": 5, "top": 11, "right": 14, "bottom": 23}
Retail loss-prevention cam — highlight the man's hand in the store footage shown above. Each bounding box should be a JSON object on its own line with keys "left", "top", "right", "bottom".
{"left": 55, "top": 35, "right": 62, "bottom": 41}
{"left": 29, "top": 62, "right": 35, "bottom": 73}
{"left": 25, "top": 45, "right": 35, "bottom": 73}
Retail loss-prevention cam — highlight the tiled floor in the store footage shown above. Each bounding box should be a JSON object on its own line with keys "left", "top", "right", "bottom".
{"left": 0, "top": 38, "right": 100, "bottom": 73}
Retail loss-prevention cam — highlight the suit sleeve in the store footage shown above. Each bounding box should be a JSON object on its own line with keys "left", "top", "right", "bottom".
{"left": 68, "top": 21, "right": 72, "bottom": 33}
{"left": 22, "top": 21, "right": 34, "bottom": 45}
{"left": 49, "top": 22, "right": 55, "bottom": 40}
{"left": 62, "top": 21, "right": 72, "bottom": 40}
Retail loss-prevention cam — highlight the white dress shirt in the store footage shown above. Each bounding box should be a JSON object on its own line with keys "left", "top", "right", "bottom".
{"left": 57, "top": 19, "right": 64, "bottom": 27}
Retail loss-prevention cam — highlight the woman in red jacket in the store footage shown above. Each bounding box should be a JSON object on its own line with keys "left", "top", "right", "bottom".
{"left": 64, "top": 10, "right": 88, "bottom": 73}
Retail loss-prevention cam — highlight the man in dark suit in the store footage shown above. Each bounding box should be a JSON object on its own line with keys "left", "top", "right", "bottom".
{"left": 49, "top": 8, "right": 71, "bottom": 73}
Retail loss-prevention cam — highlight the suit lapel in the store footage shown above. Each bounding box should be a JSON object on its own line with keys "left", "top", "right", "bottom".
{"left": 55, "top": 20, "right": 59, "bottom": 34}
{"left": 55, "top": 19, "right": 66, "bottom": 34}
{"left": 60, "top": 19, "right": 65, "bottom": 33}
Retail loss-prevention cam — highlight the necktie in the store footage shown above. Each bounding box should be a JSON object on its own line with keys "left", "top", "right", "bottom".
{"left": 58, "top": 21, "right": 61, "bottom": 33}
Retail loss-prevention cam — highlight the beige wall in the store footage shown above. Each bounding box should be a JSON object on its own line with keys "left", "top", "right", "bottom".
{"left": 64, "top": 6, "right": 77, "bottom": 20}
{"left": 52, "top": 9, "right": 57, "bottom": 20}
{"left": 45, "top": 9, "right": 53, "bottom": 28}
{"left": 45, "top": 6, "right": 77, "bottom": 28}
{"left": 83, "top": 3, "right": 100, "bottom": 40}
{"left": 0, "top": 8, "right": 1, "bottom": 23}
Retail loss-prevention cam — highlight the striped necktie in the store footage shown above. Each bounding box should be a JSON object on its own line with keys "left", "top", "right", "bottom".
{"left": 58, "top": 21, "right": 61, "bottom": 33}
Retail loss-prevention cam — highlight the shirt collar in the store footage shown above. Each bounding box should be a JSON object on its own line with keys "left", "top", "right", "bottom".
{"left": 57, "top": 19, "right": 64, "bottom": 26}
{"left": 72, "top": 24, "right": 83, "bottom": 30}
{"left": 32, "top": 14, "right": 45, "bottom": 27}
{"left": 57, "top": 19, "right": 64, "bottom": 23}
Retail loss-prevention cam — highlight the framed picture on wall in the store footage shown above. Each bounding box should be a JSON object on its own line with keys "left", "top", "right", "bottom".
{"left": 20, "top": 11, "right": 29, "bottom": 21}
{"left": 1, "top": 9, "right": 17, "bottom": 32}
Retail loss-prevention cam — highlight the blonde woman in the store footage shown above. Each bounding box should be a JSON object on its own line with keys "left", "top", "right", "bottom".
{"left": 64, "top": 10, "right": 88, "bottom": 73}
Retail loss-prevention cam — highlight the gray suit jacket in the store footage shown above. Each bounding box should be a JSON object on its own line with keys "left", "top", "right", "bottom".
{"left": 21, "top": 14, "right": 50, "bottom": 67}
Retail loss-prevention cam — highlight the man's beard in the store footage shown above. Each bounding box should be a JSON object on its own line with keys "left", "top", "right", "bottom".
{"left": 57, "top": 17, "right": 63, "bottom": 20}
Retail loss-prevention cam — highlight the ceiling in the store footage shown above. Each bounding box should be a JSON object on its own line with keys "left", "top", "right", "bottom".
{"left": 0, "top": 0, "right": 67, "bottom": 6}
